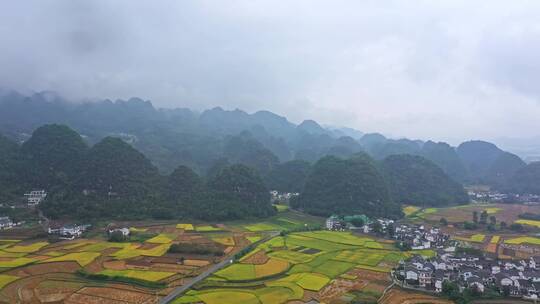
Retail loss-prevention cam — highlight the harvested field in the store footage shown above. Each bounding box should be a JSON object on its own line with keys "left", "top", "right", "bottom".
{"left": 76, "top": 286, "right": 156, "bottom": 303}
{"left": 380, "top": 288, "right": 453, "bottom": 304}
{"left": 418, "top": 203, "right": 540, "bottom": 224}
{"left": 184, "top": 259, "right": 210, "bottom": 267}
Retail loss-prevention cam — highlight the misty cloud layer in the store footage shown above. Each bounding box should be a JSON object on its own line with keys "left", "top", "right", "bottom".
{"left": 1, "top": 1, "right": 540, "bottom": 144}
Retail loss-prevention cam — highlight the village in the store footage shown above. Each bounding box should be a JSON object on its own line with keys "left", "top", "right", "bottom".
{"left": 326, "top": 213, "right": 540, "bottom": 300}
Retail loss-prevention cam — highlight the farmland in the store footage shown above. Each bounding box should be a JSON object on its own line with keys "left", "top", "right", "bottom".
{"left": 0, "top": 218, "right": 277, "bottom": 303}
{"left": 174, "top": 230, "right": 421, "bottom": 304}
{"left": 408, "top": 203, "right": 540, "bottom": 224}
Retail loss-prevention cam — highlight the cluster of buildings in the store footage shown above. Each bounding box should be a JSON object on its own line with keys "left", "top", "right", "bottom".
{"left": 269, "top": 191, "right": 299, "bottom": 204}
{"left": 325, "top": 214, "right": 372, "bottom": 231}
{"left": 0, "top": 216, "right": 19, "bottom": 230}
{"left": 398, "top": 248, "right": 540, "bottom": 299}
{"left": 467, "top": 189, "right": 540, "bottom": 204}
{"left": 393, "top": 224, "right": 450, "bottom": 250}
{"left": 24, "top": 190, "right": 47, "bottom": 206}
{"left": 47, "top": 222, "right": 90, "bottom": 240}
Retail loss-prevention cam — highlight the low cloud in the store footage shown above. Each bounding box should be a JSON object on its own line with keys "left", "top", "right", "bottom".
{"left": 1, "top": 0, "right": 540, "bottom": 144}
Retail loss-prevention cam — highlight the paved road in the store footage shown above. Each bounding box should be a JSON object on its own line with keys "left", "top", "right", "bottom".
{"left": 159, "top": 231, "right": 280, "bottom": 304}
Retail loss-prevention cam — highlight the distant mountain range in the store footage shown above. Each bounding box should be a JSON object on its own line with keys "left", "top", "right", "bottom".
{"left": 0, "top": 90, "right": 536, "bottom": 192}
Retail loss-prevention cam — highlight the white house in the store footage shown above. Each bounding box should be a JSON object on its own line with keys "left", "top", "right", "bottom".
{"left": 0, "top": 217, "right": 14, "bottom": 229}
{"left": 24, "top": 190, "right": 47, "bottom": 206}
{"left": 109, "top": 227, "right": 130, "bottom": 237}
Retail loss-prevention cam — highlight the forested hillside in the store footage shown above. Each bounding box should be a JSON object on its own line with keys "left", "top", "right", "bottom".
{"left": 0, "top": 90, "right": 535, "bottom": 203}
{"left": 381, "top": 155, "right": 469, "bottom": 207}
{"left": 1, "top": 125, "right": 275, "bottom": 220}
{"left": 292, "top": 154, "right": 402, "bottom": 218}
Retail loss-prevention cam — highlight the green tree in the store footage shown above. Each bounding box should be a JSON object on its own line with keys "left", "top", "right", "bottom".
{"left": 372, "top": 221, "right": 383, "bottom": 234}
{"left": 500, "top": 221, "right": 507, "bottom": 229}
{"left": 440, "top": 217, "right": 448, "bottom": 226}
{"left": 489, "top": 215, "right": 496, "bottom": 225}
{"left": 473, "top": 211, "right": 478, "bottom": 224}
{"left": 479, "top": 210, "right": 488, "bottom": 225}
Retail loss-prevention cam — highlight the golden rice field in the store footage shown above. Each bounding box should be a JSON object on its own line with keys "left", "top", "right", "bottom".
{"left": 515, "top": 219, "right": 540, "bottom": 228}
{"left": 505, "top": 236, "right": 540, "bottom": 245}
{"left": 3, "top": 242, "right": 48, "bottom": 253}
{"left": 176, "top": 223, "right": 195, "bottom": 230}
{"left": 490, "top": 236, "right": 501, "bottom": 244}
{"left": 43, "top": 252, "right": 101, "bottom": 266}
{"left": 146, "top": 233, "right": 175, "bottom": 244}
{"left": 454, "top": 234, "right": 486, "bottom": 243}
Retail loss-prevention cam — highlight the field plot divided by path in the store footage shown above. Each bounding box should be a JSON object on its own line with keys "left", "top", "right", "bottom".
{"left": 174, "top": 230, "right": 416, "bottom": 304}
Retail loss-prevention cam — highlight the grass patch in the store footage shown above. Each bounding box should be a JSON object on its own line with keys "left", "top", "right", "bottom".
{"left": 409, "top": 249, "right": 436, "bottom": 258}
{"left": 490, "top": 236, "right": 501, "bottom": 244}
{"left": 0, "top": 274, "right": 18, "bottom": 288}
{"left": 3, "top": 242, "right": 48, "bottom": 253}
{"left": 43, "top": 252, "right": 100, "bottom": 266}
{"left": 99, "top": 269, "right": 175, "bottom": 282}
{"left": 273, "top": 204, "right": 289, "bottom": 212}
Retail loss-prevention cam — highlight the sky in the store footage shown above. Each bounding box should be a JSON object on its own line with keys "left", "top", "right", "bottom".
{"left": 1, "top": 1, "right": 540, "bottom": 147}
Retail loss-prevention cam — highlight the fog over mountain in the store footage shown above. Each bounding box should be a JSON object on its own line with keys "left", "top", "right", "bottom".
{"left": 1, "top": 1, "right": 540, "bottom": 145}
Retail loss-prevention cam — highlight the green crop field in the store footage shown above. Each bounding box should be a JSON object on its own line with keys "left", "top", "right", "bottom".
{"left": 178, "top": 230, "right": 408, "bottom": 303}
{"left": 196, "top": 226, "right": 223, "bottom": 232}
{"left": 0, "top": 257, "right": 36, "bottom": 268}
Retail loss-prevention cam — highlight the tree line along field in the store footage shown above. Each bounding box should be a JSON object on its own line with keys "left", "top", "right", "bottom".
{"left": 173, "top": 230, "right": 436, "bottom": 304}
{"left": 0, "top": 219, "right": 281, "bottom": 304}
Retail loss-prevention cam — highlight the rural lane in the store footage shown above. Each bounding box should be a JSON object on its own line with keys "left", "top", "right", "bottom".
{"left": 159, "top": 231, "right": 280, "bottom": 304}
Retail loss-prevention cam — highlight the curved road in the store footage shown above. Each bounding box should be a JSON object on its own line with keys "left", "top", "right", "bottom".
{"left": 159, "top": 231, "right": 280, "bottom": 304}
